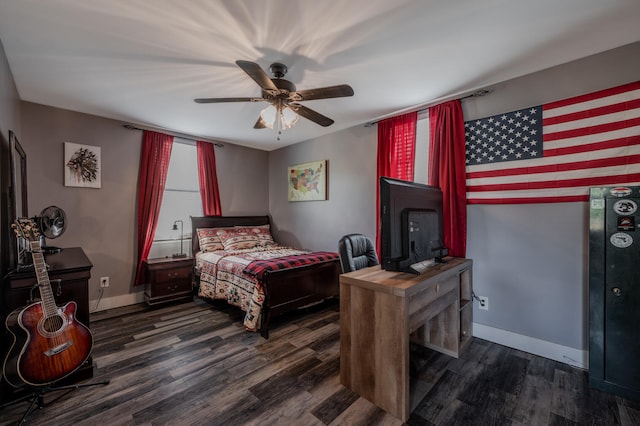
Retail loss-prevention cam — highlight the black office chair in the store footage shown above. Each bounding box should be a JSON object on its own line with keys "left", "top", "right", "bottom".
{"left": 338, "top": 234, "right": 379, "bottom": 273}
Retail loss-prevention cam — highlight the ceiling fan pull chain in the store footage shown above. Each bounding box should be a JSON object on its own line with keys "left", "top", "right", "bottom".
{"left": 277, "top": 101, "right": 282, "bottom": 141}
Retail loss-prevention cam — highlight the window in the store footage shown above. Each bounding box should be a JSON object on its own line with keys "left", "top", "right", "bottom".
{"left": 149, "top": 139, "right": 203, "bottom": 258}
{"left": 414, "top": 110, "right": 430, "bottom": 184}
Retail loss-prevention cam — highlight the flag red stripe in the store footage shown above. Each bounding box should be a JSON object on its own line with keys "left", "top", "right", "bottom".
{"left": 542, "top": 98, "right": 640, "bottom": 126}
{"left": 466, "top": 195, "right": 588, "bottom": 204}
{"left": 543, "top": 81, "right": 640, "bottom": 110}
{"left": 543, "top": 117, "right": 640, "bottom": 142}
{"left": 467, "top": 173, "right": 640, "bottom": 192}
{"left": 467, "top": 153, "right": 640, "bottom": 179}
{"left": 544, "top": 135, "right": 640, "bottom": 157}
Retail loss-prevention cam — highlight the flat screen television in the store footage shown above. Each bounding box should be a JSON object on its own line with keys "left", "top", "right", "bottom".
{"left": 380, "top": 177, "right": 447, "bottom": 273}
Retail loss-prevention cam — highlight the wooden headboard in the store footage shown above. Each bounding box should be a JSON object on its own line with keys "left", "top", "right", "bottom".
{"left": 190, "top": 215, "right": 271, "bottom": 254}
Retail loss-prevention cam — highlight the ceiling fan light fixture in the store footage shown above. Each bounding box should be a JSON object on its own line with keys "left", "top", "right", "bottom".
{"left": 260, "top": 103, "right": 299, "bottom": 131}
{"left": 259, "top": 104, "right": 277, "bottom": 129}
{"left": 281, "top": 106, "right": 299, "bottom": 129}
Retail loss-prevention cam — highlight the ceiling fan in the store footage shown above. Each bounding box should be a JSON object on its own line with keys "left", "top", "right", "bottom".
{"left": 195, "top": 60, "right": 354, "bottom": 130}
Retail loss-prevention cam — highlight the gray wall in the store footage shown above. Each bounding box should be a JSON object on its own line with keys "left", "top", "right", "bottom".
{"left": 22, "top": 103, "right": 141, "bottom": 306}
{"left": 269, "top": 124, "right": 378, "bottom": 251}
{"left": 269, "top": 42, "right": 640, "bottom": 359}
{"left": 21, "top": 102, "right": 269, "bottom": 306}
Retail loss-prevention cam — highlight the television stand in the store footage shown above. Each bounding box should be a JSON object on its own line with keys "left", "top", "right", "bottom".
{"left": 340, "top": 257, "right": 473, "bottom": 422}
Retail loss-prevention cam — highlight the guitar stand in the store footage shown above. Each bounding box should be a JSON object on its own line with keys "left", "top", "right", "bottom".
{"left": 1, "top": 379, "right": 110, "bottom": 425}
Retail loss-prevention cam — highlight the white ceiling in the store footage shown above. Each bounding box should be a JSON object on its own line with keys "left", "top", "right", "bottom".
{"left": 1, "top": 1, "right": 639, "bottom": 151}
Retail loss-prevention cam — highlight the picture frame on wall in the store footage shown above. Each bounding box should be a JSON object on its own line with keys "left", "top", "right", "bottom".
{"left": 64, "top": 142, "right": 101, "bottom": 188}
{"left": 288, "top": 160, "right": 327, "bottom": 202}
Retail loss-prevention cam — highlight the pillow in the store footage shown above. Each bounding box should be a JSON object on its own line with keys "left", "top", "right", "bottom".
{"left": 217, "top": 227, "right": 260, "bottom": 250}
{"left": 196, "top": 227, "right": 227, "bottom": 252}
{"left": 236, "top": 224, "right": 276, "bottom": 247}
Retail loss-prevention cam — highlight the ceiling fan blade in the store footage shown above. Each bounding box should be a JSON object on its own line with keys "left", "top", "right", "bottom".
{"left": 290, "top": 84, "right": 354, "bottom": 101}
{"left": 194, "top": 97, "right": 263, "bottom": 103}
{"left": 236, "top": 60, "right": 278, "bottom": 92}
{"left": 289, "top": 103, "right": 334, "bottom": 127}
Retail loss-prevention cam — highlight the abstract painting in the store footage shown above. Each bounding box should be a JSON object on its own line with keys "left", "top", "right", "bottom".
{"left": 64, "top": 142, "right": 101, "bottom": 188}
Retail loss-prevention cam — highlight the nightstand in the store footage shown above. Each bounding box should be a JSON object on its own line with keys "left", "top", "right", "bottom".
{"left": 143, "top": 256, "right": 194, "bottom": 306}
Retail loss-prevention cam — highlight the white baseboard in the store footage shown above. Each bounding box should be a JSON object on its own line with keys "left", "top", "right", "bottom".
{"left": 90, "top": 292, "right": 145, "bottom": 313}
{"left": 473, "top": 322, "right": 587, "bottom": 369}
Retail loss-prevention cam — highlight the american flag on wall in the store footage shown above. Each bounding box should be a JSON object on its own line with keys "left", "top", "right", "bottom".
{"left": 464, "top": 80, "right": 640, "bottom": 204}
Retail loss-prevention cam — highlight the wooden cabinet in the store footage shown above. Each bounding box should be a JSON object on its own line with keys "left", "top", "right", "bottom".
{"left": 340, "top": 258, "right": 472, "bottom": 422}
{"left": 143, "top": 257, "right": 194, "bottom": 306}
{"left": 1, "top": 247, "right": 93, "bottom": 402}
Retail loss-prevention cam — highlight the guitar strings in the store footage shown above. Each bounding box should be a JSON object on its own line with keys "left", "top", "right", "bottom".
{"left": 32, "top": 245, "right": 66, "bottom": 351}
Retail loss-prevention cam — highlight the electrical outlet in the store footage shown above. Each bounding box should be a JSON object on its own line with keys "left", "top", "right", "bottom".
{"left": 479, "top": 296, "right": 489, "bottom": 311}
{"left": 100, "top": 276, "right": 109, "bottom": 288}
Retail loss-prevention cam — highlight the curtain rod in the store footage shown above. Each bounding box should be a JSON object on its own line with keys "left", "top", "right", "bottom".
{"left": 123, "top": 124, "right": 224, "bottom": 147}
{"left": 363, "top": 89, "right": 491, "bottom": 127}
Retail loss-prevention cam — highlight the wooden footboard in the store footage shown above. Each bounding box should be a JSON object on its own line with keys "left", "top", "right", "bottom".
{"left": 260, "top": 258, "right": 340, "bottom": 338}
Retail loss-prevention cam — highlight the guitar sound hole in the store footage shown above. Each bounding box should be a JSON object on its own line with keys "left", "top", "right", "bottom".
{"left": 43, "top": 315, "right": 64, "bottom": 333}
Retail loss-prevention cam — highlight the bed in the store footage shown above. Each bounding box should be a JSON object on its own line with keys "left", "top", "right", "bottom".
{"left": 191, "top": 215, "right": 340, "bottom": 338}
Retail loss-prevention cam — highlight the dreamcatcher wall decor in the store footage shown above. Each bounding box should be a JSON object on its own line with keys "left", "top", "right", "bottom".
{"left": 64, "top": 142, "right": 101, "bottom": 188}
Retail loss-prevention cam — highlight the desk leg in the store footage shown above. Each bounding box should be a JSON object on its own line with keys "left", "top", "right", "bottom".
{"left": 340, "top": 283, "right": 410, "bottom": 421}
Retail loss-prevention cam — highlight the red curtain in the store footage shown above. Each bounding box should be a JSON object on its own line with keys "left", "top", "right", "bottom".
{"left": 134, "top": 131, "right": 173, "bottom": 286}
{"left": 376, "top": 111, "right": 418, "bottom": 256}
{"left": 428, "top": 100, "right": 467, "bottom": 257}
{"left": 196, "top": 141, "right": 222, "bottom": 216}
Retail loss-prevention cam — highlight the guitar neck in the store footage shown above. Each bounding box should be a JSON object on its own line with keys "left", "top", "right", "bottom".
{"left": 28, "top": 240, "right": 58, "bottom": 317}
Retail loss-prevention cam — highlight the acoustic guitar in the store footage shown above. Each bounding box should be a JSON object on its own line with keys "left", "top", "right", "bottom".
{"left": 2, "top": 218, "right": 93, "bottom": 387}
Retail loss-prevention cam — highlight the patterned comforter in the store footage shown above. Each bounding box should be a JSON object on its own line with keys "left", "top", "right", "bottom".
{"left": 196, "top": 246, "right": 309, "bottom": 331}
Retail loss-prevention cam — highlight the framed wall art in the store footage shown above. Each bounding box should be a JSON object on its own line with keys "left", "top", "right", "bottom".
{"left": 64, "top": 142, "right": 101, "bottom": 188}
{"left": 288, "top": 160, "right": 327, "bottom": 202}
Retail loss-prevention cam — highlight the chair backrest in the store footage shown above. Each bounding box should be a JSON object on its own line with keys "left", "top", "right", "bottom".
{"left": 338, "top": 233, "right": 379, "bottom": 273}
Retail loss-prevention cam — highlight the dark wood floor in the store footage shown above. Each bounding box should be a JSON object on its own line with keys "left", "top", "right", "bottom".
{"left": 1, "top": 297, "right": 639, "bottom": 425}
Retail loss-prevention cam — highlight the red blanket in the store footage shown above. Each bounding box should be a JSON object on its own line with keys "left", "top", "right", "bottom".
{"left": 243, "top": 251, "right": 340, "bottom": 281}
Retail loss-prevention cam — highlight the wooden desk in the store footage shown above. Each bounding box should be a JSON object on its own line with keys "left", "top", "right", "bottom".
{"left": 339, "top": 258, "right": 473, "bottom": 422}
